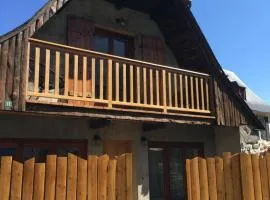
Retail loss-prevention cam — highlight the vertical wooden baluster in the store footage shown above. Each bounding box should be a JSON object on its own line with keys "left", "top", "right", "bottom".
{"left": 206, "top": 79, "right": 209, "bottom": 111}
{"left": 44, "top": 49, "right": 50, "bottom": 94}
{"left": 143, "top": 67, "right": 147, "bottom": 104}
{"left": 156, "top": 70, "right": 160, "bottom": 106}
{"left": 100, "top": 59, "right": 104, "bottom": 100}
{"left": 201, "top": 78, "right": 205, "bottom": 110}
{"left": 130, "top": 65, "right": 134, "bottom": 103}
{"left": 108, "top": 59, "right": 112, "bottom": 108}
{"left": 195, "top": 77, "right": 199, "bottom": 110}
{"left": 136, "top": 66, "right": 140, "bottom": 104}
{"left": 34, "top": 47, "right": 40, "bottom": 93}
{"left": 185, "top": 75, "right": 189, "bottom": 109}
{"left": 55, "top": 51, "right": 60, "bottom": 95}
{"left": 73, "top": 55, "right": 78, "bottom": 97}
{"left": 91, "top": 58, "right": 96, "bottom": 99}
{"left": 150, "top": 69, "right": 153, "bottom": 105}
{"left": 174, "top": 73, "right": 178, "bottom": 107}
{"left": 162, "top": 70, "right": 167, "bottom": 113}
{"left": 83, "top": 56, "right": 87, "bottom": 98}
{"left": 180, "top": 74, "right": 183, "bottom": 108}
{"left": 168, "top": 72, "right": 172, "bottom": 107}
{"left": 25, "top": 42, "right": 30, "bottom": 94}
{"left": 64, "top": 53, "right": 69, "bottom": 96}
{"left": 123, "top": 64, "right": 127, "bottom": 102}
{"left": 190, "top": 76, "right": 194, "bottom": 109}
{"left": 116, "top": 62, "right": 120, "bottom": 102}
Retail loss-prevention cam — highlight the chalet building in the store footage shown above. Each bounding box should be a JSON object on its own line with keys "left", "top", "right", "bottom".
{"left": 225, "top": 69, "right": 270, "bottom": 142}
{"left": 0, "top": 0, "right": 264, "bottom": 199}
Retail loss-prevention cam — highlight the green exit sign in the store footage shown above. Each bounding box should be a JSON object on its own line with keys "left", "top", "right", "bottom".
{"left": 4, "top": 100, "right": 13, "bottom": 110}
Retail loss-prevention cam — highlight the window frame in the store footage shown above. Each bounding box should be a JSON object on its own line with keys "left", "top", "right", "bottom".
{"left": 148, "top": 141, "right": 204, "bottom": 200}
{"left": 0, "top": 138, "right": 88, "bottom": 161}
{"left": 93, "top": 28, "right": 134, "bottom": 58}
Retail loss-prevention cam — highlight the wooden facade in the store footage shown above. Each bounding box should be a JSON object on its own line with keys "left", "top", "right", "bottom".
{"left": 0, "top": 0, "right": 263, "bottom": 129}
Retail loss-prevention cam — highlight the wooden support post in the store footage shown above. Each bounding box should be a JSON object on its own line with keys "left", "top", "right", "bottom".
{"left": 34, "top": 47, "right": 40, "bottom": 93}
{"left": 24, "top": 41, "right": 30, "bottom": 98}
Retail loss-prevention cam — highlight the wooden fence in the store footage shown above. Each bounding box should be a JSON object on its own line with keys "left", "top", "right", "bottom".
{"left": 0, "top": 153, "right": 132, "bottom": 200}
{"left": 186, "top": 152, "right": 270, "bottom": 200}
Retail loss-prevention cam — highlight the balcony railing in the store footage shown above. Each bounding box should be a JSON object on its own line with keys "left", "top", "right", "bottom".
{"left": 26, "top": 38, "right": 214, "bottom": 117}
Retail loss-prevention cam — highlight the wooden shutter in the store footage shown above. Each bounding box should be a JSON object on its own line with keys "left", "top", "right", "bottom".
{"left": 67, "top": 16, "right": 95, "bottom": 49}
{"left": 141, "top": 35, "right": 165, "bottom": 65}
{"left": 67, "top": 16, "right": 95, "bottom": 106}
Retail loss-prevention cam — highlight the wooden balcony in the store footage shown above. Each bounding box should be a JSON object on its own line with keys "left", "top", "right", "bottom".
{"left": 26, "top": 38, "right": 215, "bottom": 121}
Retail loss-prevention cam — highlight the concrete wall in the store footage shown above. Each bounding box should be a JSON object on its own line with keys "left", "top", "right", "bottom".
{"left": 0, "top": 112, "right": 244, "bottom": 199}
{"left": 34, "top": 0, "right": 179, "bottom": 67}
{"left": 214, "top": 126, "right": 241, "bottom": 156}
{"left": 0, "top": 113, "right": 219, "bottom": 200}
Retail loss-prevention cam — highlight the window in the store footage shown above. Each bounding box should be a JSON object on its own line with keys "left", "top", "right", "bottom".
{"left": 239, "top": 86, "right": 246, "bottom": 100}
{"left": 231, "top": 82, "right": 246, "bottom": 100}
{"left": 0, "top": 139, "right": 87, "bottom": 162}
{"left": 93, "top": 28, "right": 134, "bottom": 58}
{"left": 148, "top": 142, "right": 203, "bottom": 200}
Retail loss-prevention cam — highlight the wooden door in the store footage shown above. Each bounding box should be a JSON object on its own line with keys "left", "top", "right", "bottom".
{"left": 103, "top": 140, "right": 132, "bottom": 158}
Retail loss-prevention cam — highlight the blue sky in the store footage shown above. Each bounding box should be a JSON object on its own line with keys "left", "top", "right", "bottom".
{"left": 192, "top": 1, "right": 270, "bottom": 103}
{"left": 1, "top": 0, "right": 269, "bottom": 103}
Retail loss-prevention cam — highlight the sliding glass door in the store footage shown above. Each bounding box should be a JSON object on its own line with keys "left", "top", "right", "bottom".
{"left": 148, "top": 142, "right": 203, "bottom": 200}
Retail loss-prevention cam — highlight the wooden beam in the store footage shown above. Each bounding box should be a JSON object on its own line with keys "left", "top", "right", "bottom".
{"left": 0, "top": 40, "right": 9, "bottom": 109}
{"left": 89, "top": 119, "right": 111, "bottom": 129}
{"left": 142, "top": 122, "right": 166, "bottom": 132}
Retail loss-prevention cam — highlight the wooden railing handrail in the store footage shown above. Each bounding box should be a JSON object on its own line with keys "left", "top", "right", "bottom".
{"left": 28, "top": 38, "right": 211, "bottom": 78}
{"left": 27, "top": 38, "right": 214, "bottom": 117}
